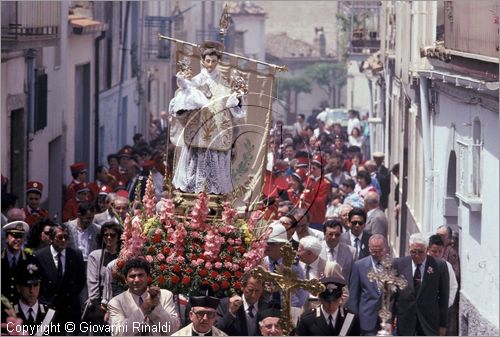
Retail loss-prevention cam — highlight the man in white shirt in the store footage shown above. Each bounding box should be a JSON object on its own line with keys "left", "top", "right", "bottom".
{"left": 108, "top": 258, "right": 180, "bottom": 336}
{"left": 322, "top": 219, "right": 355, "bottom": 283}
{"left": 65, "top": 203, "right": 100, "bottom": 262}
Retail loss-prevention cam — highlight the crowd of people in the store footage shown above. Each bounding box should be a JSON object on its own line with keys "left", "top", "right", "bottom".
{"left": 1, "top": 109, "right": 460, "bottom": 336}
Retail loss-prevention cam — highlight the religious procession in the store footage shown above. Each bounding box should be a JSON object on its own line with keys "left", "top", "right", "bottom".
{"left": 1, "top": 1, "right": 499, "bottom": 336}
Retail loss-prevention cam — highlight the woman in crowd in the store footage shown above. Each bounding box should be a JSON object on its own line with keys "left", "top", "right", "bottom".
{"left": 26, "top": 218, "right": 56, "bottom": 251}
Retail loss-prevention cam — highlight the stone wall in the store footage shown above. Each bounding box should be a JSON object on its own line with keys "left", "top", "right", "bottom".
{"left": 460, "top": 293, "right": 499, "bottom": 336}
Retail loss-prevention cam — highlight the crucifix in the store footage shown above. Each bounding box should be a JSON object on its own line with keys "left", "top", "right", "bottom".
{"left": 367, "top": 256, "right": 408, "bottom": 336}
{"left": 252, "top": 243, "right": 326, "bottom": 335}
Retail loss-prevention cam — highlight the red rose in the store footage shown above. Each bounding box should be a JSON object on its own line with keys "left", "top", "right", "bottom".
{"left": 182, "top": 276, "right": 191, "bottom": 285}
{"left": 162, "top": 247, "right": 170, "bottom": 255}
{"left": 116, "top": 259, "right": 125, "bottom": 269}
{"left": 234, "top": 271, "right": 243, "bottom": 278}
{"left": 234, "top": 281, "right": 242, "bottom": 290}
{"left": 223, "top": 271, "right": 232, "bottom": 279}
{"left": 158, "top": 275, "right": 166, "bottom": 285}
{"left": 238, "top": 246, "right": 246, "bottom": 253}
{"left": 148, "top": 246, "right": 156, "bottom": 254}
{"left": 212, "top": 283, "right": 220, "bottom": 292}
{"left": 227, "top": 246, "right": 234, "bottom": 253}
{"left": 225, "top": 256, "right": 232, "bottom": 262}
{"left": 186, "top": 268, "right": 193, "bottom": 274}
{"left": 159, "top": 264, "right": 167, "bottom": 271}
{"left": 198, "top": 269, "right": 208, "bottom": 277}
{"left": 211, "top": 271, "right": 218, "bottom": 278}
{"left": 147, "top": 276, "right": 153, "bottom": 284}
{"left": 221, "top": 280, "right": 230, "bottom": 289}
{"left": 172, "top": 265, "right": 181, "bottom": 273}
{"left": 153, "top": 234, "right": 162, "bottom": 243}
{"left": 202, "top": 280, "right": 210, "bottom": 286}
{"left": 171, "top": 275, "right": 180, "bottom": 284}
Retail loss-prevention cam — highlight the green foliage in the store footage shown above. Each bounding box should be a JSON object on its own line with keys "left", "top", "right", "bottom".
{"left": 305, "top": 63, "right": 347, "bottom": 107}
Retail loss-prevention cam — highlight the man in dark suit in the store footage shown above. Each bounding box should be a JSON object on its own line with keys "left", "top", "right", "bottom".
{"left": 35, "top": 223, "right": 86, "bottom": 334}
{"left": 322, "top": 219, "right": 355, "bottom": 284}
{"left": 364, "top": 191, "right": 388, "bottom": 240}
{"left": 340, "top": 207, "right": 371, "bottom": 261}
{"left": 296, "top": 276, "right": 356, "bottom": 336}
{"left": 392, "top": 233, "right": 449, "bottom": 336}
{"left": 216, "top": 274, "right": 273, "bottom": 336}
{"left": 372, "top": 152, "right": 391, "bottom": 209}
{"left": 14, "top": 260, "right": 56, "bottom": 335}
{"left": 347, "top": 234, "right": 388, "bottom": 335}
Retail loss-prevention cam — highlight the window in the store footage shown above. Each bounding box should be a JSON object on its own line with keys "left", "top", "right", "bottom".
{"left": 34, "top": 69, "right": 48, "bottom": 132}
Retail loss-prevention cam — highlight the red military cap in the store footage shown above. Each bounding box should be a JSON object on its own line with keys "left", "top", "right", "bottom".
{"left": 99, "top": 185, "right": 113, "bottom": 196}
{"left": 312, "top": 154, "right": 327, "bottom": 168}
{"left": 74, "top": 182, "right": 90, "bottom": 193}
{"left": 118, "top": 147, "right": 133, "bottom": 159}
{"left": 291, "top": 168, "right": 307, "bottom": 183}
{"left": 26, "top": 181, "right": 43, "bottom": 195}
{"left": 114, "top": 181, "right": 127, "bottom": 191}
{"left": 70, "top": 162, "right": 87, "bottom": 175}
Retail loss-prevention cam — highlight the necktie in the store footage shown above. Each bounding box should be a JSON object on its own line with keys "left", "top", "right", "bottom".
{"left": 27, "top": 308, "right": 35, "bottom": 325}
{"left": 328, "top": 314, "right": 334, "bottom": 331}
{"left": 305, "top": 265, "right": 311, "bottom": 279}
{"left": 139, "top": 296, "right": 144, "bottom": 306}
{"left": 247, "top": 304, "right": 255, "bottom": 318}
{"left": 354, "top": 237, "right": 360, "bottom": 260}
{"left": 57, "top": 253, "right": 63, "bottom": 280}
{"left": 414, "top": 264, "right": 422, "bottom": 292}
{"left": 11, "top": 256, "right": 17, "bottom": 269}
{"left": 330, "top": 249, "right": 336, "bottom": 261}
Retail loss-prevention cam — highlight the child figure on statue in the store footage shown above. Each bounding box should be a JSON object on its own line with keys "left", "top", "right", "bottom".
{"left": 169, "top": 57, "right": 209, "bottom": 116}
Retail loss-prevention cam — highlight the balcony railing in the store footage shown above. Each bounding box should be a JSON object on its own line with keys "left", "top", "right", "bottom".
{"left": 444, "top": 1, "right": 499, "bottom": 58}
{"left": 1, "top": 1, "right": 60, "bottom": 41}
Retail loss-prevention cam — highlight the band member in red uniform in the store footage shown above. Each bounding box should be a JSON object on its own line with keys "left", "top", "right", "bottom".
{"left": 303, "top": 154, "right": 331, "bottom": 231}
{"left": 65, "top": 162, "right": 88, "bottom": 202}
{"left": 287, "top": 168, "right": 308, "bottom": 208}
{"left": 24, "top": 181, "right": 50, "bottom": 227}
{"left": 63, "top": 182, "right": 91, "bottom": 222}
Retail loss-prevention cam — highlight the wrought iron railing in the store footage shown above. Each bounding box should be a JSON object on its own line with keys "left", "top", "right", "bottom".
{"left": 1, "top": 1, "right": 60, "bottom": 40}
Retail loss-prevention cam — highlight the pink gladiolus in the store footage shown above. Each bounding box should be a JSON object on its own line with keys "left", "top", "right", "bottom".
{"left": 146, "top": 255, "right": 154, "bottom": 263}
{"left": 214, "top": 262, "right": 223, "bottom": 269}
{"left": 205, "top": 261, "right": 213, "bottom": 269}
{"left": 157, "top": 253, "right": 165, "bottom": 261}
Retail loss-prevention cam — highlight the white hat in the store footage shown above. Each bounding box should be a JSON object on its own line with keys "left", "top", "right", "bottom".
{"left": 267, "top": 221, "right": 288, "bottom": 243}
{"left": 372, "top": 152, "right": 385, "bottom": 158}
{"left": 3, "top": 221, "right": 29, "bottom": 234}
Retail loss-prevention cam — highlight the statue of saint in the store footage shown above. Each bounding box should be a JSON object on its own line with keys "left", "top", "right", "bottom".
{"left": 169, "top": 41, "right": 247, "bottom": 195}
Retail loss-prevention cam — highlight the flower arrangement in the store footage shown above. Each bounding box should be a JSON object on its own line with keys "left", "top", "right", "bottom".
{"left": 115, "top": 175, "right": 271, "bottom": 298}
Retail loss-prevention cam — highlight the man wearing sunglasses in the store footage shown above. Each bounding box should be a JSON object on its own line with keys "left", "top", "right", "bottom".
{"left": 1, "top": 220, "right": 31, "bottom": 303}
{"left": 174, "top": 290, "right": 227, "bottom": 336}
{"left": 35, "top": 223, "right": 86, "bottom": 334}
{"left": 340, "top": 207, "right": 372, "bottom": 261}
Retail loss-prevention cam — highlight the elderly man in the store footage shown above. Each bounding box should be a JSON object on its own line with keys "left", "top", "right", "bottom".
{"left": 392, "top": 233, "right": 449, "bottom": 336}
{"left": 108, "top": 258, "right": 180, "bottom": 336}
{"left": 297, "top": 236, "right": 327, "bottom": 312}
{"left": 175, "top": 290, "right": 226, "bottom": 336}
{"left": 1, "top": 221, "right": 31, "bottom": 303}
{"left": 347, "top": 234, "right": 389, "bottom": 335}
{"left": 297, "top": 277, "right": 356, "bottom": 335}
{"left": 257, "top": 308, "right": 283, "bottom": 336}
{"left": 364, "top": 191, "right": 388, "bottom": 239}
{"left": 322, "top": 219, "right": 355, "bottom": 283}
{"left": 263, "top": 221, "right": 308, "bottom": 323}
{"left": 216, "top": 273, "right": 272, "bottom": 336}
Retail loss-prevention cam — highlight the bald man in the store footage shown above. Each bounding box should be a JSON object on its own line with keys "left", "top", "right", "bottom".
{"left": 364, "top": 191, "right": 388, "bottom": 239}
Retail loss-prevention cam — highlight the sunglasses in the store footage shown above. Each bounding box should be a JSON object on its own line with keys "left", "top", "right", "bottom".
{"left": 9, "top": 233, "right": 24, "bottom": 239}
{"left": 104, "top": 233, "right": 117, "bottom": 238}
{"left": 351, "top": 221, "right": 364, "bottom": 226}
{"left": 192, "top": 310, "right": 216, "bottom": 319}
{"left": 42, "top": 231, "right": 51, "bottom": 235}
{"left": 55, "top": 235, "right": 69, "bottom": 240}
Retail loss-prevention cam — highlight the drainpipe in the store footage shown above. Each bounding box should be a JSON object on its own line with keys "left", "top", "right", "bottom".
{"left": 117, "top": 1, "right": 130, "bottom": 146}
{"left": 94, "top": 31, "right": 106, "bottom": 170}
{"left": 25, "top": 48, "right": 37, "bottom": 184}
{"left": 419, "top": 77, "right": 433, "bottom": 232}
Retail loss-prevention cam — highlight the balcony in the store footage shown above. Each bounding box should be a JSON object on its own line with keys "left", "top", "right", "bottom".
{"left": 2, "top": 1, "right": 60, "bottom": 50}
{"left": 444, "top": 1, "right": 498, "bottom": 58}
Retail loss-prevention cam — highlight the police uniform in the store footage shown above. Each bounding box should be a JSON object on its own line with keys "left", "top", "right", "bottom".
{"left": 14, "top": 260, "right": 56, "bottom": 336}
{"left": 24, "top": 181, "right": 50, "bottom": 227}
{"left": 1, "top": 221, "right": 33, "bottom": 303}
{"left": 296, "top": 277, "right": 356, "bottom": 336}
